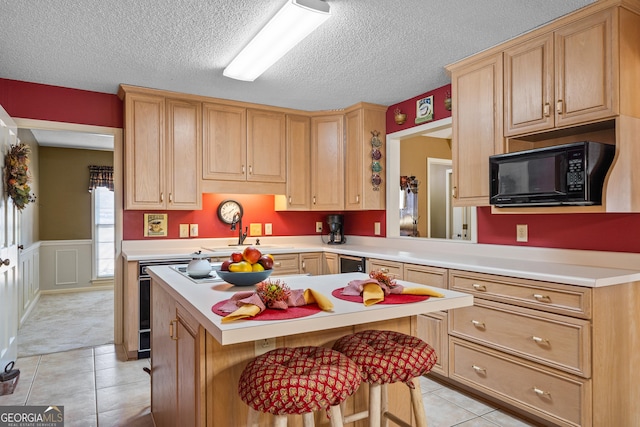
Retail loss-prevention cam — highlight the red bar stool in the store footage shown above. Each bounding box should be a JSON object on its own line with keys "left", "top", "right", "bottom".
{"left": 332, "top": 330, "right": 437, "bottom": 427}
{"left": 238, "top": 346, "right": 362, "bottom": 427}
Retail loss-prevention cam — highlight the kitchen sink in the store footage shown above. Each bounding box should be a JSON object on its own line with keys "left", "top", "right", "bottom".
{"left": 201, "top": 245, "right": 292, "bottom": 252}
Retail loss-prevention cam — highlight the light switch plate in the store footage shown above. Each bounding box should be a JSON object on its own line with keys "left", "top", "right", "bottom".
{"left": 516, "top": 224, "right": 528, "bottom": 242}
{"left": 249, "top": 223, "right": 262, "bottom": 236}
{"left": 190, "top": 224, "right": 198, "bottom": 237}
{"left": 179, "top": 224, "right": 189, "bottom": 238}
{"left": 315, "top": 222, "right": 323, "bottom": 233}
{"left": 374, "top": 222, "right": 381, "bottom": 235}
{"left": 264, "top": 223, "right": 273, "bottom": 235}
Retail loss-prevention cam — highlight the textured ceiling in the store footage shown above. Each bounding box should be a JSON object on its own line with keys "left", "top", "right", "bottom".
{"left": 0, "top": 0, "right": 595, "bottom": 112}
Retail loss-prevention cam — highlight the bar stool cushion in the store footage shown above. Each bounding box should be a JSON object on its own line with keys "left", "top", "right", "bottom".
{"left": 239, "top": 346, "right": 362, "bottom": 416}
{"left": 333, "top": 330, "right": 437, "bottom": 385}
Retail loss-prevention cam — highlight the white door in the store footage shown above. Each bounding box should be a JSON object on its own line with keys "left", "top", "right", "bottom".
{"left": 0, "top": 108, "right": 20, "bottom": 369}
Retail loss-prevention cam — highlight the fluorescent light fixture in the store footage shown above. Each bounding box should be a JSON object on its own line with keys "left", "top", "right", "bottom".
{"left": 223, "top": 0, "right": 331, "bottom": 81}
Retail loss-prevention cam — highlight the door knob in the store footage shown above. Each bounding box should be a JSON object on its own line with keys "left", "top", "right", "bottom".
{"left": 18, "top": 245, "right": 24, "bottom": 250}
{"left": 0, "top": 259, "right": 10, "bottom": 266}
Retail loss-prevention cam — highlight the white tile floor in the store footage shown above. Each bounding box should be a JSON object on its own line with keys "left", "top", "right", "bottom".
{"left": 0, "top": 344, "right": 538, "bottom": 427}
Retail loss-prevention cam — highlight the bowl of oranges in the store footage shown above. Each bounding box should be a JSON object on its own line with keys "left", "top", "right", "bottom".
{"left": 215, "top": 246, "right": 274, "bottom": 286}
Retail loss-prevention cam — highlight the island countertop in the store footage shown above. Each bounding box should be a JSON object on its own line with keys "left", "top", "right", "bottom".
{"left": 147, "top": 266, "right": 473, "bottom": 345}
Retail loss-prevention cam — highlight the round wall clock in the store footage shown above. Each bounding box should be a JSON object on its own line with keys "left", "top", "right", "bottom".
{"left": 217, "top": 199, "right": 243, "bottom": 224}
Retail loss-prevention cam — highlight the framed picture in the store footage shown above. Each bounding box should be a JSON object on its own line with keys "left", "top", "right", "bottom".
{"left": 415, "top": 95, "right": 434, "bottom": 124}
{"left": 144, "top": 213, "right": 168, "bottom": 237}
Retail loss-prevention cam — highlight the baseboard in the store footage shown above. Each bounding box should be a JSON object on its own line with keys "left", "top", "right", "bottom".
{"left": 40, "top": 284, "right": 114, "bottom": 295}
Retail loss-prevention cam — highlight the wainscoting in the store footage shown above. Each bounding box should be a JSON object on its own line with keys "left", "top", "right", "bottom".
{"left": 18, "top": 243, "right": 40, "bottom": 325}
{"left": 39, "top": 240, "right": 95, "bottom": 292}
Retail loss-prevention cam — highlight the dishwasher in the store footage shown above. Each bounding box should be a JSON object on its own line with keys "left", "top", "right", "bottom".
{"left": 339, "top": 255, "right": 366, "bottom": 273}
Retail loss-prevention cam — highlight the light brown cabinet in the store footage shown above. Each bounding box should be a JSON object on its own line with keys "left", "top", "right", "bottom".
{"left": 122, "top": 91, "right": 202, "bottom": 210}
{"left": 299, "top": 252, "right": 323, "bottom": 276}
{"left": 310, "top": 114, "right": 344, "bottom": 210}
{"left": 322, "top": 252, "right": 339, "bottom": 275}
{"left": 202, "top": 105, "right": 285, "bottom": 184}
{"left": 151, "top": 282, "right": 205, "bottom": 427}
{"left": 344, "top": 104, "right": 387, "bottom": 210}
{"left": 448, "top": 52, "right": 503, "bottom": 207}
{"left": 505, "top": 9, "right": 615, "bottom": 136}
{"left": 281, "top": 114, "right": 312, "bottom": 210}
{"left": 366, "top": 258, "right": 403, "bottom": 278}
{"left": 271, "top": 253, "right": 300, "bottom": 276}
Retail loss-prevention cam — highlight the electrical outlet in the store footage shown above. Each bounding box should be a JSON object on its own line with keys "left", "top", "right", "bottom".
{"left": 179, "top": 224, "right": 189, "bottom": 238}
{"left": 374, "top": 222, "right": 381, "bottom": 235}
{"left": 255, "top": 338, "right": 276, "bottom": 356}
{"left": 265, "top": 223, "right": 273, "bottom": 235}
{"left": 315, "top": 222, "right": 323, "bottom": 233}
{"left": 249, "top": 223, "right": 262, "bottom": 236}
{"left": 190, "top": 224, "right": 199, "bottom": 237}
{"left": 516, "top": 224, "right": 528, "bottom": 242}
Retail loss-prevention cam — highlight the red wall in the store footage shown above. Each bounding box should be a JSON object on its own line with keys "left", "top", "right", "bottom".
{"left": 1, "top": 78, "right": 384, "bottom": 241}
{"left": 385, "top": 84, "right": 452, "bottom": 134}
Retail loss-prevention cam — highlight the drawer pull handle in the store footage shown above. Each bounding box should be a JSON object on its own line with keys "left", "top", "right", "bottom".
{"left": 169, "top": 319, "right": 178, "bottom": 340}
{"left": 471, "top": 320, "right": 486, "bottom": 329}
{"left": 471, "top": 365, "right": 486, "bottom": 373}
{"left": 533, "top": 387, "right": 551, "bottom": 397}
{"left": 472, "top": 283, "right": 486, "bottom": 291}
{"left": 274, "top": 262, "right": 281, "bottom": 267}
{"left": 533, "top": 294, "right": 551, "bottom": 302}
{"left": 380, "top": 268, "right": 389, "bottom": 273}
{"left": 531, "top": 336, "right": 550, "bottom": 345}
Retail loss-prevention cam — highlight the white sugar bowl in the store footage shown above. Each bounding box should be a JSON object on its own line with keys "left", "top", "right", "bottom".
{"left": 186, "top": 251, "right": 212, "bottom": 278}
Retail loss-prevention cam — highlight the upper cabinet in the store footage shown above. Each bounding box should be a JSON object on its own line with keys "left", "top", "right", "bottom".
{"left": 282, "top": 114, "right": 312, "bottom": 210}
{"left": 202, "top": 105, "right": 285, "bottom": 183}
{"left": 449, "top": 52, "right": 503, "bottom": 207}
{"left": 447, "top": 2, "right": 640, "bottom": 212}
{"left": 311, "top": 114, "right": 344, "bottom": 210}
{"left": 344, "top": 104, "right": 387, "bottom": 210}
{"left": 121, "top": 88, "right": 202, "bottom": 210}
{"left": 504, "top": 9, "right": 615, "bottom": 136}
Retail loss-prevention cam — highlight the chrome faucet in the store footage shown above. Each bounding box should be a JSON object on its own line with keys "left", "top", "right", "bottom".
{"left": 230, "top": 212, "right": 248, "bottom": 245}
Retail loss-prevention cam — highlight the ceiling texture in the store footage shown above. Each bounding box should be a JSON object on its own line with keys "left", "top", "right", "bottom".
{"left": 1, "top": 0, "right": 595, "bottom": 113}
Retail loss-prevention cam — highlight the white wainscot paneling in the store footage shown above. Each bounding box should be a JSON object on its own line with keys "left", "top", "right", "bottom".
{"left": 19, "top": 243, "right": 41, "bottom": 325}
{"left": 40, "top": 240, "right": 93, "bottom": 292}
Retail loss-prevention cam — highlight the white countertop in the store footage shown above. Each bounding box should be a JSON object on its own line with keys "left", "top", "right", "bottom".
{"left": 147, "top": 267, "right": 473, "bottom": 346}
{"left": 124, "top": 237, "right": 640, "bottom": 288}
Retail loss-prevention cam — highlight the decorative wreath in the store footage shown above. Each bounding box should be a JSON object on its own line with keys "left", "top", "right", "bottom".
{"left": 5, "top": 142, "right": 36, "bottom": 211}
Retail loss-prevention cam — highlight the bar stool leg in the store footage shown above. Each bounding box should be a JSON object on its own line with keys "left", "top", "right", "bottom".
{"left": 302, "top": 412, "right": 315, "bottom": 426}
{"left": 381, "top": 383, "right": 389, "bottom": 427}
{"left": 409, "top": 377, "right": 428, "bottom": 427}
{"left": 274, "top": 414, "right": 288, "bottom": 427}
{"left": 247, "top": 407, "right": 260, "bottom": 427}
{"left": 369, "top": 383, "right": 382, "bottom": 427}
{"left": 328, "top": 405, "right": 345, "bottom": 427}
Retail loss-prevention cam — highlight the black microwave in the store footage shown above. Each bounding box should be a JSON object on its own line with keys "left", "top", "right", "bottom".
{"left": 490, "top": 141, "right": 615, "bottom": 207}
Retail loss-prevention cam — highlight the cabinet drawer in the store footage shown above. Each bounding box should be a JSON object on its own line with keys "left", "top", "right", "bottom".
{"left": 449, "top": 270, "right": 592, "bottom": 319}
{"left": 450, "top": 300, "right": 590, "bottom": 377}
{"left": 417, "top": 312, "right": 448, "bottom": 376}
{"left": 403, "top": 264, "right": 447, "bottom": 289}
{"left": 367, "top": 259, "right": 403, "bottom": 279}
{"left": 271, "top": 253, "right": 300, "bottom": 275}
{"left": 450, "top": 338, "right": 591, "bottom": 427}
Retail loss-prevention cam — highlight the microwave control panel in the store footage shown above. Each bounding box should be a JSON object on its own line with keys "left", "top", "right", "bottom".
{"left": 567, "top": 149, "right": 585, "bottom": 193}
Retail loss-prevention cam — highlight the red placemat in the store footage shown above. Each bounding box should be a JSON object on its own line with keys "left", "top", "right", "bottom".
{"left": 332, "top": 287, "right": 430, "bottom": 304}
{"left": 212, "top": 301, "right": 322, "bottom": 320}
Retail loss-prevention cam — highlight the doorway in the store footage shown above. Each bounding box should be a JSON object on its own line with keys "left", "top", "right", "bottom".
{"left": 13, "top": 118, "right": 123, "bottom": 353}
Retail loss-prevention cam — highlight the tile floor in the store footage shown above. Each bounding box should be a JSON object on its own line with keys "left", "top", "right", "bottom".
{"left": 0, "top": 344, "right": 538, "bottom": 427}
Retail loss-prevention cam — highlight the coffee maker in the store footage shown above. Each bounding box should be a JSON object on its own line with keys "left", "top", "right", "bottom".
{"left": 326, "top": 214, "right": 345, "bottom": 244}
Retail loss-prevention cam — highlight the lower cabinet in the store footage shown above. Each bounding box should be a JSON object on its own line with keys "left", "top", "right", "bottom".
{"left": 151, "top": 282, "right": 205, "bottom": 427}
{"left": 299, "top": 252, "right": 323, "bottom": 276}
{"left": 322, "top": 252, "right": 339, "bottom": 275}
{"left": 271, "top": 253, "right": 300, "bottom": 275}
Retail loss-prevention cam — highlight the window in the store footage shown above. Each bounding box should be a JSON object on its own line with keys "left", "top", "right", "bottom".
{"left": 92, "top": 186, "right": 114, "bottom": 278}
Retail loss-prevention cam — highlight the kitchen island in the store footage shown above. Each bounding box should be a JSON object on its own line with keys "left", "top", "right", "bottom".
{"left": 147, "top": 266, "right": 473, "bottom": 427}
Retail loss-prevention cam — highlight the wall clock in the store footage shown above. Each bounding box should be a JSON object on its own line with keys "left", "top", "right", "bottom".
{"left": 217, "top": 199, "right": 243, "bottom": 224}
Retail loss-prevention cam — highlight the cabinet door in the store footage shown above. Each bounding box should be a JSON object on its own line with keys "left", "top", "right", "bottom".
{"left": 176, "top": 303, "right": 203, "bottom": 427}
{"left": 202, "top": 103, "right": 246, "bottom": 181}
{"left": 504, "top": 33, "right": 554, "bottom": 136}
{"left": 555, "top": 9, "right": 615, "bottom": 127}
{"left": 285, "top": 114, "right": 311, "bottom": 210}
{"left": 125, "top": 93, "right": 165, "bottom": 209}
{"left": 344, "top": 106, "right": 386, "bottom": 210}
{"left": 451, "top": 53, "right": 503, "bottom": 207}
{"left": 151, "top": 282, "right": 177, "bottom": 427}
{"left": 166, "top": 98, "right": 202, "bottom": 209}
{"left": 300, "top": 253, "right": 323, "bottom": 276}
{"left": 247, "top": 109, "right": 286, "bottom": 183}
{"left": 323, "top": 253, "right": 339, "bottom": 275}
{"left": 311, "top": 115, "right": 344, "bottom": 210}
{"left": 366, "top": 258, "right": 403, "bottom": 279}
{"left": 417, "top": 312, "right": 448, "bottom": 376}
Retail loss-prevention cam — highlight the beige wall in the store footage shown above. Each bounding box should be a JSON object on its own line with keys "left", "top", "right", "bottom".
{"left": 39, "top": 147, "right": 113, "bottom": 240}
{"left": 17, "top": 129, "right": 40, "bottom": 247}
{"left": 400, "top": 135, "right": 451, "bottom": 238}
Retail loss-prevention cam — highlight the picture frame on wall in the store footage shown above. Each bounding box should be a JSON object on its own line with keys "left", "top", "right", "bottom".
{"left": 144, "top": 213, "right": 168, "bottom": 237}
{"left": 415, "top": 95, "right": 434, "bottom": 124}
